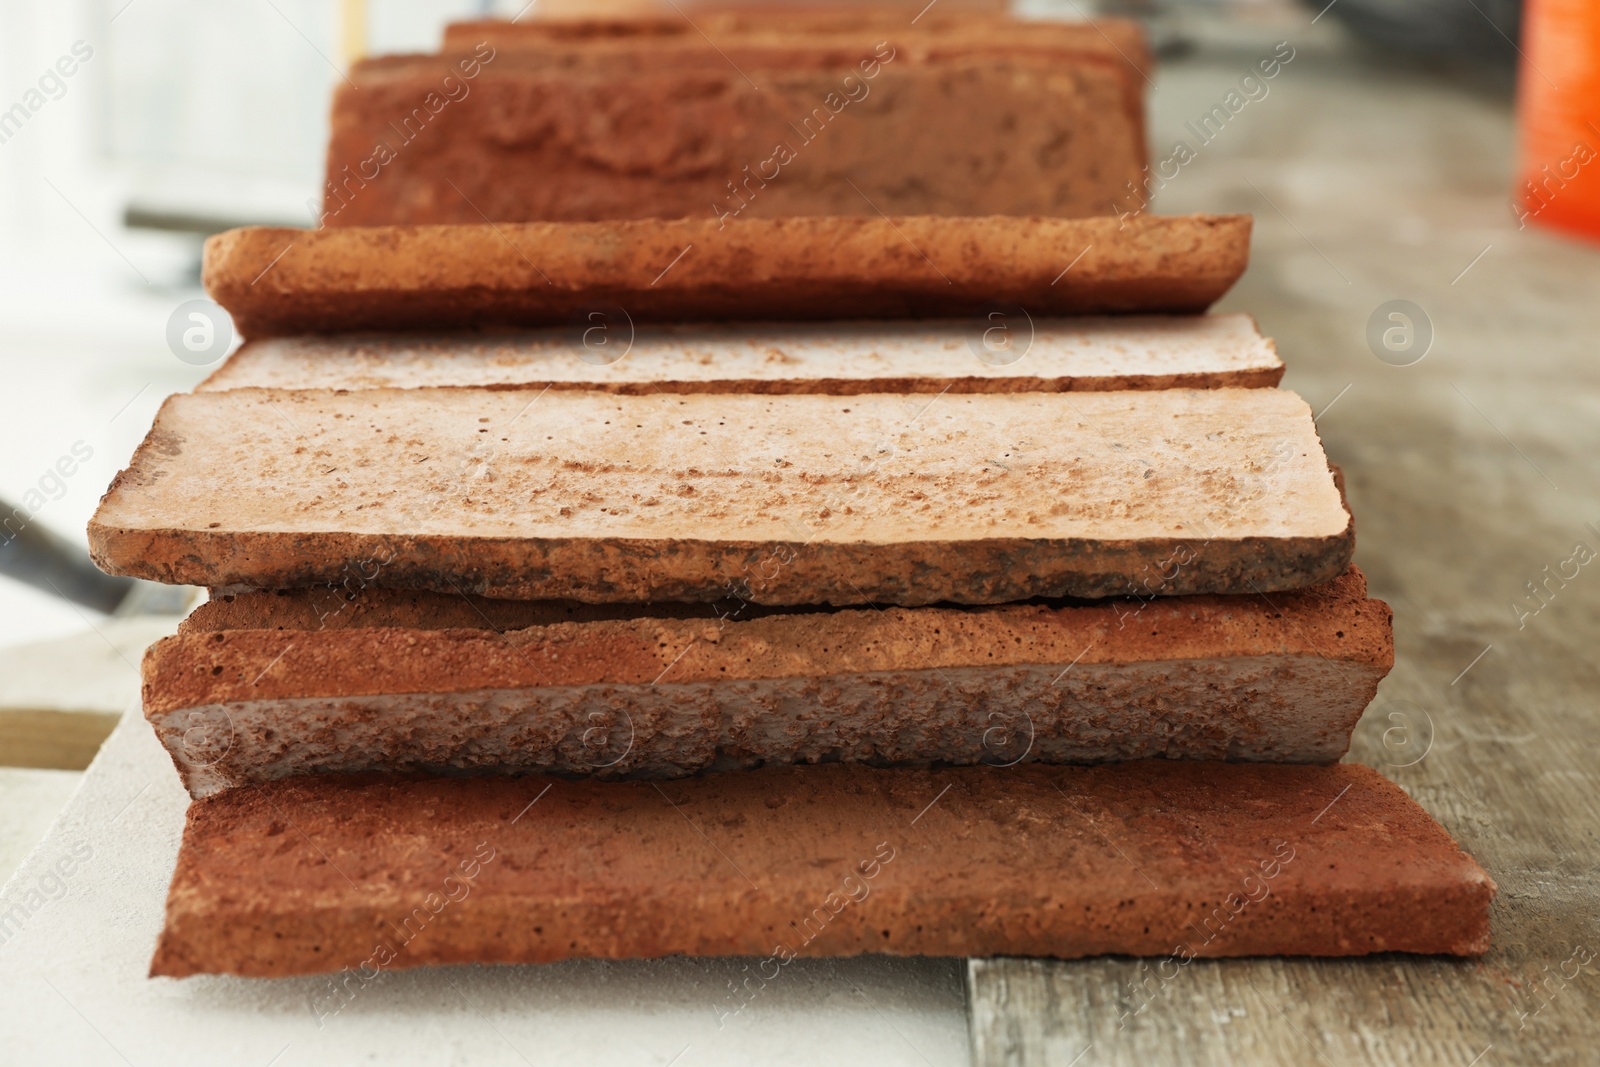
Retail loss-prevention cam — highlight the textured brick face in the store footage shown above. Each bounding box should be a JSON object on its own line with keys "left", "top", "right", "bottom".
{"left": 148, "top": 761, "right": 1494, "bottom": 978}
{"left": 325, "top": 17, "right": 1148, "bottom": 226}
{"left": 90, "top": 386, "right": 1352, "bottom": 604}
{"left": 142, "top": 568, "right": 1392, "bottom": 796}
{"left": 201, "top": 214, "right": 1253, "bottom": 337}
{"left": 197, "top": 314, "right": 1284, "bottom": 396}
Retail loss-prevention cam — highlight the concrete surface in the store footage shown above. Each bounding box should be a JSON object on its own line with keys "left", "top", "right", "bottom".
{"left": 0, "top": 768, "right": 82, "bottom": 887}
{"left": 0, "top": 716, "right": 969, "bottom": 1067}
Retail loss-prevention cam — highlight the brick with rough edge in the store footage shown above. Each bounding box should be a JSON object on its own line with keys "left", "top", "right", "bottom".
{"left": 195, "top": 315, "right": 1283, "bottom": 395}
{"left": 147, "top": 761, "right": 1495, "bottom": 978}
{"left": 88, "top": 386, "right": 1352, "bottom": 604}
{"left": 326, "top": 18, "right": 1147, "bottom": 226}
{"left": 143, "top": 568, "right": 1391, "bottom": 797}
{"left": 441, "top": 13, "right": 1148, "bottom": 65}
{"left": 202, "top": 214, "right": 1252, "bottom": 338}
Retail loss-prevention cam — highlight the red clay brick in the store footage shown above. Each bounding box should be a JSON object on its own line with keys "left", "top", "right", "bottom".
{"left": 326, "top": 17, "right": 1147, "bottom": 226}
{"left": 196, "top": 314, "right": 1283, "bottom": 395}
{"left": 148, "top": 761, "right": 1494, "bottom": 978}
{"left": 202, "top": 214, "right": 1251, "bottom": 338}
{"left": 143, "top": 568, "right": 1391, "bottom": 796}
{"left": 89, "top": 385, "right": 1352, "bottom": 604}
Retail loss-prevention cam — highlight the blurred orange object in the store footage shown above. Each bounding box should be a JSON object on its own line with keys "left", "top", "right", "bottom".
{"left": 1514, "top": 0, "right": 1600, "bottom": 240}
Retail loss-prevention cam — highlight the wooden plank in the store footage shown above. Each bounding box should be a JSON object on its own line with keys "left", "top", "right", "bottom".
{"left": 87, "top": 386, "right": 1352, "bottom": 604}
{"left": 196, "top": 315, "right": 1283, "bottom": 395}
{"left": 0, "top": 710, "right": 121, "bottom": 772}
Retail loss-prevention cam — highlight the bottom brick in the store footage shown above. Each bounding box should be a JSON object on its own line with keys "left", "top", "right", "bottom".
{"left": 151, "top": 761, "right": 1493, "bottom": 978}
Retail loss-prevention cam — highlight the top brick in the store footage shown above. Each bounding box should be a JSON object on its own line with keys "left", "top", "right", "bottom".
{"left": 322, "top": 15, "right": 1149, "bottom": 226}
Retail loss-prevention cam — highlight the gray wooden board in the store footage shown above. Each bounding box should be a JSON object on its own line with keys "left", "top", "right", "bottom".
{"left": 965, "top": 22, "right": 1600, "bottom": 1067}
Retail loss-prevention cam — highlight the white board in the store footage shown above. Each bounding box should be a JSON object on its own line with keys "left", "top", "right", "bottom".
{"left": 0, "top": 713, "right": 969, "bottom": 1067}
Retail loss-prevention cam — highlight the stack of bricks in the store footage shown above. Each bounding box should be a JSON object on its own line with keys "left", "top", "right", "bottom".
{"left": 86, "top": 15, "right": 1493, "bottom": 979}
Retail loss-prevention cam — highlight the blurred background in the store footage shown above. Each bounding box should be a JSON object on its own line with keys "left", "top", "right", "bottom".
{"left": 0, "top": 0, "right": 532, "bottom": 652}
